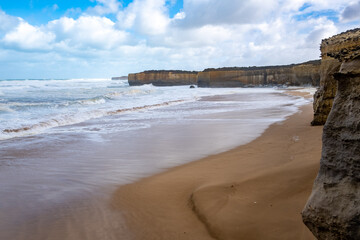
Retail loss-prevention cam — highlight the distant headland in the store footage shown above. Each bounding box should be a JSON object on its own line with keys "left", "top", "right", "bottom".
{"left": 123, "top": 60, "right": 321, "bottom": 87}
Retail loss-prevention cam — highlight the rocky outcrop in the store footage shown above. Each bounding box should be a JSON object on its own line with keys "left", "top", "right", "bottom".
{"left": 302, "top": 28, "right": 360, "bottom": 240}
{"left": 128, "top": 70, "right": 198, "bottom": 86}
{"left": 197, "top": 60, "right": 320, "bottom": 87}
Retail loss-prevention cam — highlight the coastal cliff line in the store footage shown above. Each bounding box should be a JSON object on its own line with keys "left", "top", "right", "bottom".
{"left": 127, "top": 60, "right": 321, "bottom": 87}
{"left": 128, "top": 70, "right": 198, "bottom": 86}
{"left": 302, "top": 28, "right": 360, "bottom": 240}
{"left": 198, "top": 60, "right": 320, "bottom": 87}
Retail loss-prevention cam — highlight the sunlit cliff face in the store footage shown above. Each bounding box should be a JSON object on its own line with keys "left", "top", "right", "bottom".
{"left": 302, "top": 28, "right": 360, "bottom": 240}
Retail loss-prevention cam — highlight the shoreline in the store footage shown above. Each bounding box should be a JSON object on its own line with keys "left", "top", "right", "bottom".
{"left": 112, "top": 95, "right": 322, "bottom": 239}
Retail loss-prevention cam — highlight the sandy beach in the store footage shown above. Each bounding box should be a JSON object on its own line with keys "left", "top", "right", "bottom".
{"left": 113, "top": 95, "right": 322, "bottom": 240}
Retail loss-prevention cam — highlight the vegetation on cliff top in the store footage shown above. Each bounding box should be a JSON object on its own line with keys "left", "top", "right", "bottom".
{"left": 141, "top": 70, "right": 198, "bottom": 74}
{"left": 203, "top": 60, "right": 321, "bottom": 72}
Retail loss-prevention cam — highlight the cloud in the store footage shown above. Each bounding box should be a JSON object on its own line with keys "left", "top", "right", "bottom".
{"left": 117, "top": 0, "right": 170, "bottom": 35}
{"left": 47, "top": 16, "right": 130, "bottom": 50}
{"left": 87, "top": 0, "right": 121, "bottom": 15}
{"left": 0, "top": 0, "right": 359, "bottom": 79}
{"left": 1, "top": 13, "right": 130, "bottom": 52}
{"left": 341, "top": 1, "right": 360, "bottom": 21}
{"left": 303, "top": 18, "right": 337, "bottom": 47}
{"left": 2, "top": 21, "right": 55, "bottom": 50}
{"left": 175, "top": 0, "right": 278, "bottom": 27}
{"left": 0, "top": 10, "right": 21, "bottom": 32}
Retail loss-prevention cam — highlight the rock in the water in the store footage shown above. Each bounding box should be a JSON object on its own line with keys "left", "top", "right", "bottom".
{"left": 302, "top": 28, "right": 360, "bottom": 240}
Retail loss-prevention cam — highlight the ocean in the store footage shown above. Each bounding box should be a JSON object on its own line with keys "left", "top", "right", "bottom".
{"left": 0, "top": 78, "right": 311, "bottom": 239}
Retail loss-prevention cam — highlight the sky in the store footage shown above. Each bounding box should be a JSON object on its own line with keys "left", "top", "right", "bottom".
{"left": 0, "top": 0, "right": 359, "bottom": 79}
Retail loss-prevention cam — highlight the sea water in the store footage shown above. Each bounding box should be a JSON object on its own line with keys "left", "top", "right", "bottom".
{"left": 0, "top": 78, "right": 311, "bottom": 240}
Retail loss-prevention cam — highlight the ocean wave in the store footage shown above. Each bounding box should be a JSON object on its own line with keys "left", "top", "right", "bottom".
{"left": 0, "top": 100, "right": 184, "bottom": 141}
{"left": 104, "top": 88, "right": 156, "bottom": 99}
{"left": 5, "top": 102, "right": 52, "bottom": 107}
{"left": 77, "top": 97, "right": 106, "bottom": 105}
{"left": 0, "top": 104, "right": 14, "bottom": 113}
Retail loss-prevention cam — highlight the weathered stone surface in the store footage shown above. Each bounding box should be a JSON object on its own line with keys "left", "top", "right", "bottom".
{"left": 128, "top": 70, "right": 198, "bottom": 86}
{"left": 197, "top": 60, "right": 320, "bottom": 87}
{"left": 311, "top": 59, "right": 340, "bottom": 125}
{"left": 128, "top": 61, "right": 320, "bottom": 87}
{"left": 312, "top": 28, "right": 360, "bottom": 125}
{"left": 322, "top": 28, "right": 360, "bottom": 62}
{"left": 302, "top": 29, "right": 360, "bottom": 240}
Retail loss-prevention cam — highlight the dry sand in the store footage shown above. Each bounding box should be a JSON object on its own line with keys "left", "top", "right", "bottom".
{"left": 112, "top": 95, "right": 322, "bottom": 240}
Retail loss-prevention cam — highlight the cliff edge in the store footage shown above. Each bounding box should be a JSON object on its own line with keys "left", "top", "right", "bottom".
{"left": 302, "top": 28, "right": 360, "bottom": 239}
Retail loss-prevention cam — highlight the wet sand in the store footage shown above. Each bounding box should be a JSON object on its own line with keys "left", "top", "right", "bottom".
{"left": 113, "top": 100, "right": 322, "bottom": 239}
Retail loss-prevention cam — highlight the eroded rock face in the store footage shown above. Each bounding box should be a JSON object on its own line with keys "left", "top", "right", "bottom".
{"left": 197, "top": 60, "right": 320, "bottom": 87}
{"left": 311, "top": 59, "right": 340, "bottom": 125}
{"left": 128, "top": 61, "right": 320, "bottom": 87}
{"left": 312, "top": 28, "right": 360, "bottom": 125}
{"left": 302, "top": 29, "right": 360, "bottom": 240}
{"left": 128, "top": 70, "right": 198, "bottom": 86}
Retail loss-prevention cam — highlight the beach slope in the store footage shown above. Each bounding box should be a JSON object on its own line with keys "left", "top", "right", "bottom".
{"left": 113, "top": 102, "right": 321, "bottom": 240}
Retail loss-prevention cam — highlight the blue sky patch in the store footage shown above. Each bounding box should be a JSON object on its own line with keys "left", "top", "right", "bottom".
{"left": 166, "top": 0, "right": 183, "bottom": 18}
{"left": 294, "top": 10, "right": 339, "bottom": 22}
{"left": 299, "top": 2, "right": 312, "bottom": 12}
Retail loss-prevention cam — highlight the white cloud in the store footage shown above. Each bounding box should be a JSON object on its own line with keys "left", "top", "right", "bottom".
{"left": 2, "top": 21, "right": 55, "bottom": 50}
{"left": 48, "top": 16, "right": 129, "bottom": 50}
{"left": 87, "top": 0, "right": 121, "bottom": 15}
{"left": 0, "top": 10, "right": 21, "bottom": 32}
{"left": 117, "top": 0, "right": 170, "bottom": 35}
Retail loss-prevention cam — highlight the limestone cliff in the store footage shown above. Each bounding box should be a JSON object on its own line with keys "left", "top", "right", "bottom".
{"left": 312, "top": 28, "right": 360, "bottom": 125}
{"left": 128, "top": 61, "right": 320, "bottom": 87}
{"left": 197, "top": 60, "right": 320, "bottom": 87}
{"left": 302, "top": 28, "right": 360, "bottom": 240}
{"left": 128, "top": 70, "right": 198, "bottom": 86}
{"left": 311, "top": 58, "right": 340, "bottom": 125}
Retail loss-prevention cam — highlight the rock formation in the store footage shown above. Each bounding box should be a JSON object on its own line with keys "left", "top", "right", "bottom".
{"left": 128, "top": 70, "right": 198, "bottom": 86}
{"left": 197, "top": 60, "right": 320, "bottom": 87}
{"left": 311, "top": 58, "right": 340, "bottom": 125}
{"left": 127, "top": 61, "right": 320, "bottom": 87}
{"left": 302, "top": 28, "right": 360, "bottom": 240}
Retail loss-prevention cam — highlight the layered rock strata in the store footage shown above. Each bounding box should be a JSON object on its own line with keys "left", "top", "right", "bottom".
{"left": 312, "top": 28, "right": 360, "bottom": 125}
{"left": 197, "top": 60, "right": 320, "bottom": 87}
{"left": 128, "top": 70, "right": 198, "bottom": 86}
{"left": 311, "top": 58, "right": 340, "bottom": 125}
{"left": 127, "top": 61, "right": 320, "bottom": 87}
{"left": 302, "top": 28, "right": 360, "bottom": 240}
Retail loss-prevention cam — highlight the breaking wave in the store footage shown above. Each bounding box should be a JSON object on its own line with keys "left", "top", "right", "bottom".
{"left": 0, "top": 100, "right": 184, "bottom": 140}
